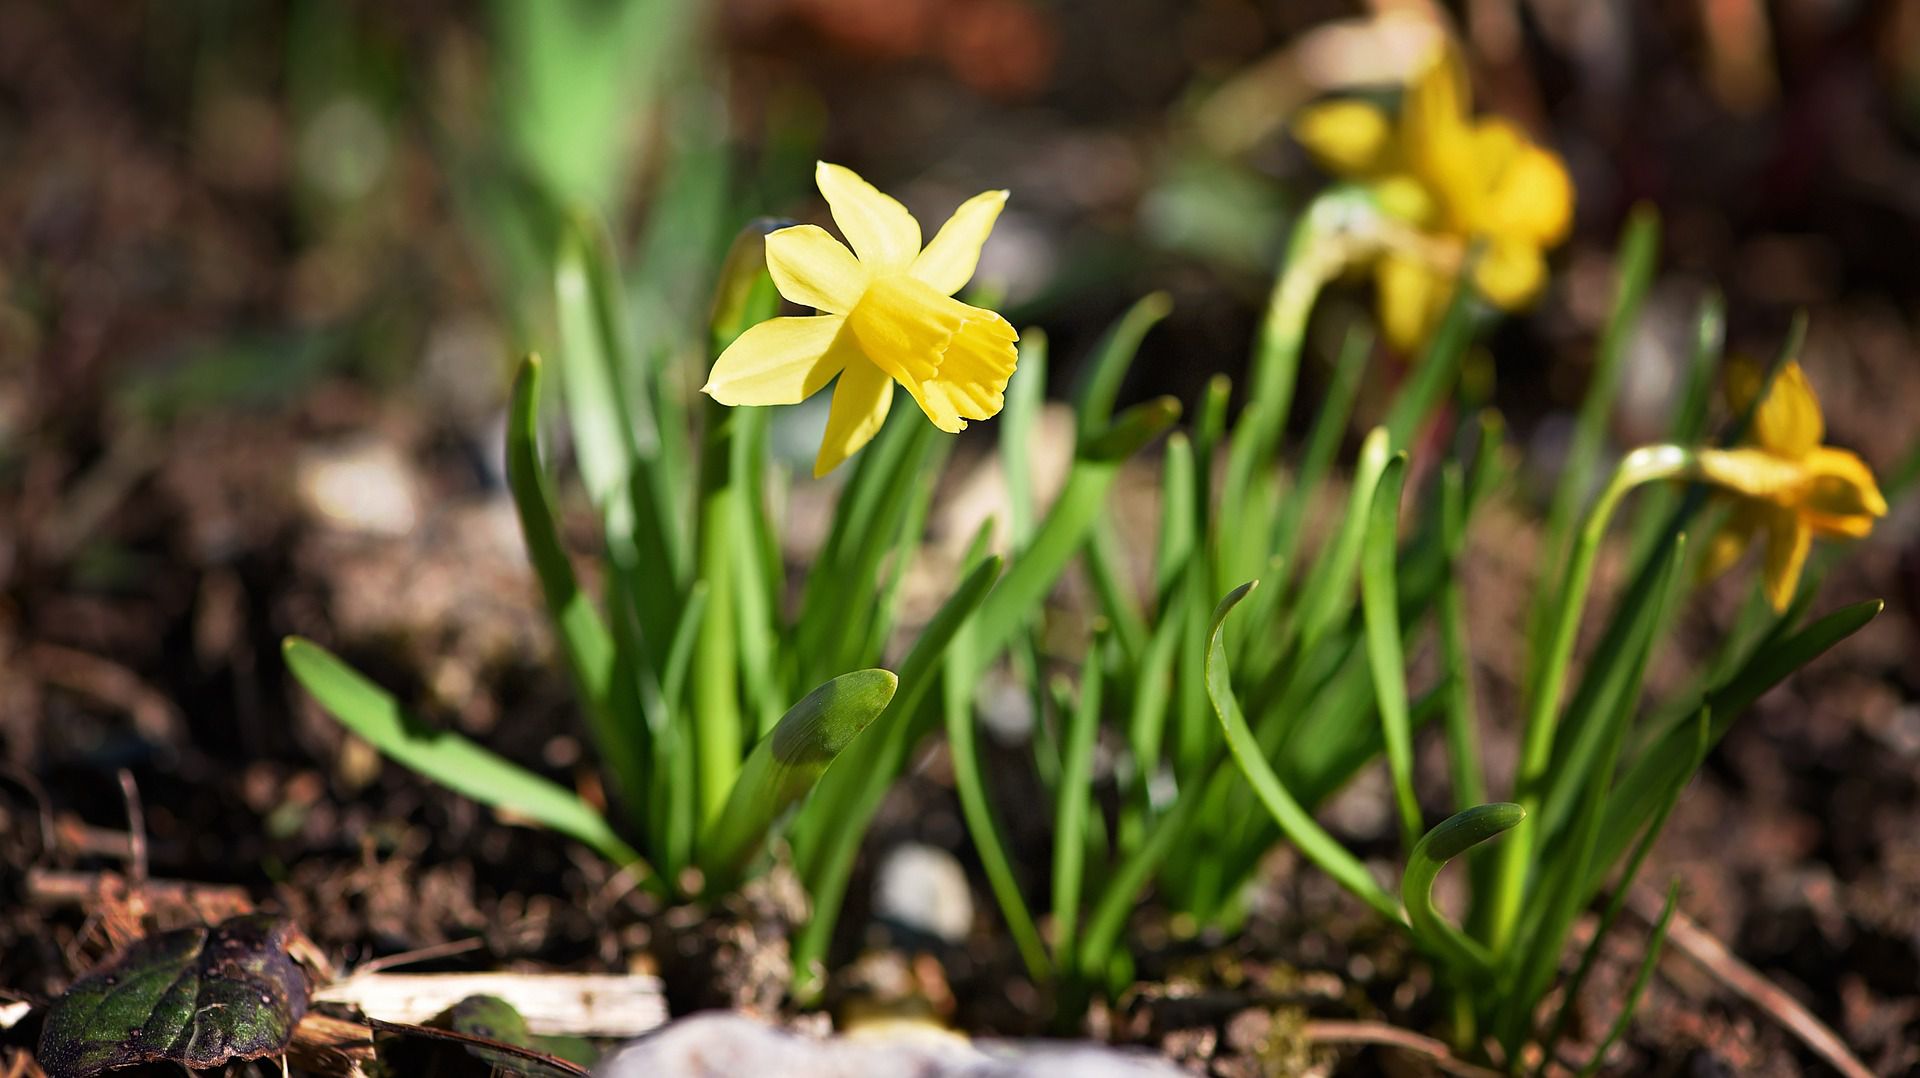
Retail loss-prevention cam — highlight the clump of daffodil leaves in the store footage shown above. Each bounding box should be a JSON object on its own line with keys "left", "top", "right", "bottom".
{"left": 1691, "top": 358, "right": 1887, "bottom": 609}
{"left": 703, "top": 162, "right": 1018, "bottom": 475}
{"left": 1292, "top": 41, "right": 1573, "bottom": 352}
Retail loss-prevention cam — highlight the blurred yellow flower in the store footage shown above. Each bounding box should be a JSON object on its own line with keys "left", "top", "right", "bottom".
{"left": 1693, "top": 360, "right": 1886, "bottom": 610}
{"left": 704, "top": 162, "right": 1018, "bottom": 476}
{"left": 1291, "top": 45, "right": 1573, "bottom": 352}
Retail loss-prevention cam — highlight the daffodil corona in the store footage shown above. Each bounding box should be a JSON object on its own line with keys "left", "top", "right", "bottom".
{"left": 703, "top": 163, "right": 1018, "bottom": 476}
{"left": 1691, "top": 360, "right": 1887, "bottom": 610}
{"left": 1292, "top": 44, "right": 1573, "bottom": 352}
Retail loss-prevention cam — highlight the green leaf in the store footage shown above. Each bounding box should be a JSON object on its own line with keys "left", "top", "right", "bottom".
{"left": 1382, "top": 268, "right": 1477, "bottom": 450}
{"left": 1593, "top": 599, "right": 1880, "bottom": 876}
{"left": 1266, "top": 323, "right": 1371, "bottom": 590}
{"left": 1000, "top": 330, "right": 1049, "bottom": 546}
{"left": 698, "top": 669, "right": 899, "bottom": 886}
{"left": 1360, "top": 453, "right": 1420, "bottom": 851}
{"left": 789, "top": 555, "right": 1005, "bottom": 1000}
{"left": 506, "top": 356, "right": 646, "bottom": 816}
{"left": 283, "top": 637, "right": 646, "bottom": 872}
{"left": 1403, "top": 804, "right": 1523, "bottom": 977}
{"left": 1206, "top": 582, "right": 1402, "bottom": 922}
{"left": 944, "top": 532, "right": 1051, "bottom": 982}
{"left": 37, "top": 914, "right": 310, "bottom": 1078}
{"left": 1073, "top": 291, "right": 1173, "bottom": 443}
{"left": 1053, "top": 636, "right": 1106, "bottom": 974}
{"left": 1576, "top": 880, "right": 1679, "bottom": 1078}
{"left": 1526, "top": 205, "right": 1660, "bottom": 700}
{"left": 1293, "top": 427, "right": 1393, "bottom": 655}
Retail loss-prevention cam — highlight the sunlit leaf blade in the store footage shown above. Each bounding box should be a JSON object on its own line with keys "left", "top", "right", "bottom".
{"left": 506, "top": 355, "right": 645, "bottom": 812}
{"left": 1052, "top": 638, "right": 1106, "bottom": 974}
{"left": 789, "top": 555, "right": 1004, "bottom": 1000}
{"left": 1360, "top": 453, "right": 1420, "bottom": 851}
{"left": 1205, "top": 582, "right": 1401, "bottom": 922}
{"left": 283, "top": 637, "right": 645, "bottom": 872}
{"left": 698, "top": 669, "right": 899, "bottom": 885}
{"left": 1073, "top": 291, "right": 1172, "bottom": 442}
{"left": 943, "top": 532, "right": 1050, "bottom": 981}
{"left": 1403, "top": 804, "right": 1522, "bottom": 976}
{"left": 38, "top": 914, "right": 310, "bottom": 1078}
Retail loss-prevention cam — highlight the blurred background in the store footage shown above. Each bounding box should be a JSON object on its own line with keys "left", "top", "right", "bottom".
{"left": 5, "top": 0, "right": 1920, "bottom": 1069}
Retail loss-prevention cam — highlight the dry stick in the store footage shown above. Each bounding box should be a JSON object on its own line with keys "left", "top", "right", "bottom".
{"left": 1629, "top": 886, "right": 1872, "bottom": 1078}
{"left": 117, "top": 770, "right": 147, "bottom": 885}
{"left": 1303, "top": 1020, "right": 1506, "bottom": 1078}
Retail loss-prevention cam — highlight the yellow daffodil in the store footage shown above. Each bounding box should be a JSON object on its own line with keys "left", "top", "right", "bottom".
{"left": 1291, "top": 44, "right": 1573, "bottom": 353}
{"left": 1693, "top": 360, "right": 1887, "bottom": 610}
{"left": 703, "top": 162, "right": 1018, "bottom": 476}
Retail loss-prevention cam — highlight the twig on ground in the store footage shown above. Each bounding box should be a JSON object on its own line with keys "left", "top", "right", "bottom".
{"left": 351, "top": 936, "right": 484, "bottom": 976}
{"left": 1302, "top": 1019, "right": 1506, "bottom": 1078}
{"left": 1629, "top": 885, "right": 1872, "bottom": 1078}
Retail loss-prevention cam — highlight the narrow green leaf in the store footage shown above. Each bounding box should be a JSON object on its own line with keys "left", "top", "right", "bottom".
{"left": 283, "top": 638, "right": 646, "bottom": 872}
{"left": 1001, "top": 331, "right": 1050, "bottom": 547}
{"left": 1206, "top": 583, "right": 1402, "bottom": 922}
{"left": 1053, "top": 639, "right": 1106, "bottom": 973}
{"left": 1073, "top": 292, "right": 1172, "bottom": 443}
{"left": 944, "top": 538, "right": 1050, "bottom": 981}
{"left": 1294, "top": 427, "right": 1393, "bottom": 655}
{"left": 1382, "top": 268, "right": 1477, "bottom": 450}
{"left": 505, "top": 356, "right": 645, "bottom": 815}
{"left": 1576, "top": 880, "right": 1679, "bottom": 1078}
{"left": 790, "top": 556, "right": 1004, "bottom": 1000}
{"left": 1594, "top": 599, "right": 1880, "bottom": 875}
{"left": 1268, "top": 323, "right": 1371, "bottom": 591}
{"left": 1438, "top": 465, "right": 1485, "bottom": 812}
{"left": 1526, "top": 205, "right": 1660, "bottom": 700}
{"left": 1361, "top": 453, "right": 1420, "bottom": 851}
{"left": 698, "top": 669, "right": 899, "bottom": 886}
{"left": 1403, "top": 803, "right": 1522, "bottom": 976}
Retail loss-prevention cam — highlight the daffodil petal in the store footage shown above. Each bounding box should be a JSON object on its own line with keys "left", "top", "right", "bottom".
{"left": 1760, "top": 507, "right": 1812, "bottom": 612}
{"left": 1375, "top": 252, "right": 1446, "bottom": 354}
{"left": 702, "top": 315, "right": 850, "bottom": 406}
{"left": 1801, "top": 446, "right": 1888, "bottom": 518}
{"left": 765, "top": 225, "right": 869, "bottom": 314}
{"left": 816, "top": 161, "right": 922, "bottom": 270}
{"left": 1293, "top": 99, "right": 1396, "bottom": 177}
{"left": 1401, "top": 45, "right": 1475, "bottom": 207}
{"left": 910, "top": 189, "right": 1007, "bottom": 296}
{"left": 1486, "top": 141, "right": 1573, "bottom": 246}
{"left": 815, "top": 358, "right": 893, "bottom": 477}
{"left": 1472, "top": 239, "right": 1547, "bottom": 309}
{"left": 1751, "top": 361, "right": 1825, "bottom": 460}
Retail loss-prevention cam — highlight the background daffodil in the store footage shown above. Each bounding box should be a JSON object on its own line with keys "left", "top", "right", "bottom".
{"left": 1694, "top": 359, "right": 1887, "bottom": 610}
{"left": 704, "top": 162, "right": 1018, "bottom": 476}
{"left": 1291, "top": 44, "right": 1573, "bottom": 352}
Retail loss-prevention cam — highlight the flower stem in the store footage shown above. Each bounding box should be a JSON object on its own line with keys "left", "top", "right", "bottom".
{"left": 1484, "top": 444, "right": 1689, "bottom": 955}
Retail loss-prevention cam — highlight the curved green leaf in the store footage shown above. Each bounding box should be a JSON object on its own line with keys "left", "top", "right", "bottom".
{"left": 283, "top": 637, "right": 646, "bottom": 873}
{"left": 699, "top": 668, "right": 899, "bottom": 885}
{"left": 1205, "top": 582, "right": 1401, "bottom": 922}
{"left": 1403, "top": 803, "right": 1523, "bottom": 978}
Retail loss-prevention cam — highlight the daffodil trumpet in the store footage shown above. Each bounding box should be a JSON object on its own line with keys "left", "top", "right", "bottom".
{"left": 703, "top": 162, "right": 1020, "bottom": 477}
